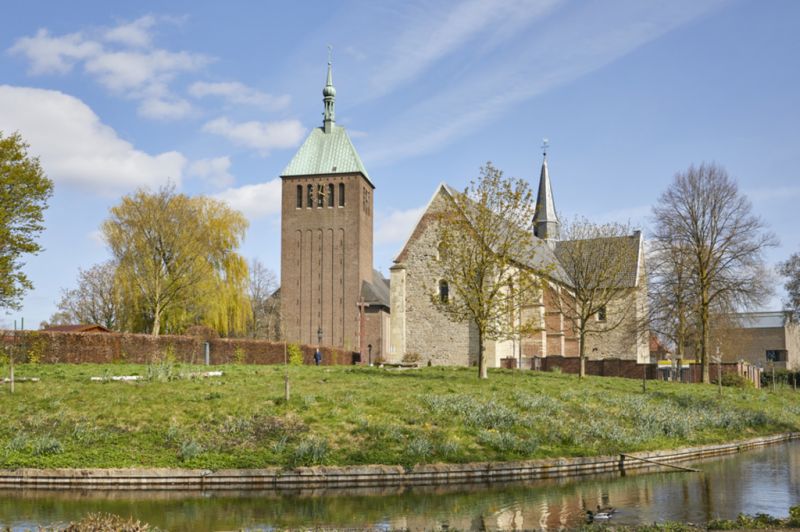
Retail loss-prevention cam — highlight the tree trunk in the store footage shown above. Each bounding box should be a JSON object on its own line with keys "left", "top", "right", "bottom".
{"left": 700, "top": 287, "right": 710, "bottom": 383}
{"left": 579, "top": 327, "right": 586, "bottom": 379}
{"left": 478, "top": 332, "right": 488, "bottom": 379}
{"left": 151, "top": 304, "right": 162, "bottom": 336}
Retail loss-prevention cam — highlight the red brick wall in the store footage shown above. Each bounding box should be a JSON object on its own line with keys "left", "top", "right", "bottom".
{"left": 0, "top": 330, "right": 358, "bottom": 366}
{"left": 533, "top": 356, "right": 760, "bottom": 386}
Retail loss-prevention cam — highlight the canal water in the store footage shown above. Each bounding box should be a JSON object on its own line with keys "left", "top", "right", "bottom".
{"left": 1, "top": 440, "right": 799, "bottom": 530}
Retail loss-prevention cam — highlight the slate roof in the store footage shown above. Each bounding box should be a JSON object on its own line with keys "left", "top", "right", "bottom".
{"left": 281, "top": 126, "right": 371, "bottom": 184}
{"left": 361, "top": 269, "right": 390, "bottom": 308}
{"left": 553, "top": 232, "right": 642, "bottom": 288}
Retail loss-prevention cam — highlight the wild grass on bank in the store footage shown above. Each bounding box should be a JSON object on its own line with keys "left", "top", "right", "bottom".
{"left": 0, "top": 364, "right": 799, "bottom": 469}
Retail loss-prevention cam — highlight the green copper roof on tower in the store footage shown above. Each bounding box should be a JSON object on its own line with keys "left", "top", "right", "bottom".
{"left": 281, "top": 54, "right": 371, "bottom": 183}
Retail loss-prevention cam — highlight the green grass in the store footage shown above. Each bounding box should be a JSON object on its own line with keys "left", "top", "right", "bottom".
{"left": 1, "top": 364, "right": 799, "bottom": 470}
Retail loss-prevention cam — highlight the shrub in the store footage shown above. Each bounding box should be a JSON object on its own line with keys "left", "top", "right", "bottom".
{"left": 233, "top": 347, "right": 246, "bottom": 364}
{"left": 32, "top": 436, "right": 63, "bottom": 456}
{"left": 287, "top": 344, "right": 303, "bottom": 366}
{"left": 714, "top": 373, "right": 754, "bottom": 388}
{"left": 403, "top": 352, "right": 422, "bottom": 364}
{"left": 178, "top": 440, "right": 203, "bottom": 461}
{"left": 64, "top": 512, "right": 151, "bottom": 531}
{"left": 290, "top": 437, "right": 329, "bottom": 466}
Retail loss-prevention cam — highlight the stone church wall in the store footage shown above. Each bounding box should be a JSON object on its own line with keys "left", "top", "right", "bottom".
{"left": 390, "top": 191, "right": 478, "bottom": 366}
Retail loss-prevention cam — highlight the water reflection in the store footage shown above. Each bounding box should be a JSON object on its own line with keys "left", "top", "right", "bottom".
{"left": 2, "top": 441, "right": 799, "bottom": 531}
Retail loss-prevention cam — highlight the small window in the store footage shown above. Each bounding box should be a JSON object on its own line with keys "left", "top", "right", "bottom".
{"left": 339, "top": 183, "right": 345, "bottom": 207}
{"left": 307, "top": 184, "right": 313, "bottom": 208}
{"left": 317, "top": 184, "right": 324, "bottom": 208}
{"left": 597, "top": 306, "right": 607, "bottom": 322}
{"left": 328, "top": 183, "right": 334, "bottom": 207}
{"left": 439, "top": 280, "right": 449, "bottom": 303}
{"left": 766, "top": 350, "right": 787, "bottom": 362}
{"left": 296, "top": 185, "right": 302, "bottom": 208}
{"left": 436, "top": 241, "right": 446, "bottom": 261}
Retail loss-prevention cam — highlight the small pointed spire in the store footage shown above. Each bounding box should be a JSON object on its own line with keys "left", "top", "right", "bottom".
{"left": 533, "top": 139, "right": 559, "bottom": 240}
{"left": 322, "top": 45, "right": 336, "bottom": 133}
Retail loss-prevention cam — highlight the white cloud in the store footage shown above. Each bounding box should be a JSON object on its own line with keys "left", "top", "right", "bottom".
{"left": 0, "top": 85, "right": 186, "bottom": 192}
{"left": 9, "top": 29, "right": 101, "bottom": 74}
{"left": 8, "top": 20, "right": 211, "bottom": 121}
{"left": 188, "top": 81, "right": 290, "bottom": 110}
{"left": 138, "top": 95, "right": 193, "bottom": 120}
{"left": 103, "top": 15, "right": 157, "bottom": 48}
{"left": 202, "top": 117, "right": 306, "bottom": 154}
{"left": 188, "top": 156, "right": 234, "bottom": 188}
{"left": 375, "top": 206, "right": 426, "bottom": 246}
{"left": 213, "top": 180, "right": 282, "bottom": 219}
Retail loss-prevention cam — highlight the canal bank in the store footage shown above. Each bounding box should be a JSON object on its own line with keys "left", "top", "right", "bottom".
{"left": 1, "top": 431, "right": 796, "bottom": 490}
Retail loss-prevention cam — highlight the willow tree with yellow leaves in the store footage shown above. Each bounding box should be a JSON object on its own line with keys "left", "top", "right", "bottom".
{"left": 103, "top": 185, "right": 251, "bottom": 336}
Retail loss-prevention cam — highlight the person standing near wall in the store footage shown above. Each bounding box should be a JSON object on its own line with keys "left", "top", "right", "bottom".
{"left": 314, "top": 348, "right": 322, "bottom": 366}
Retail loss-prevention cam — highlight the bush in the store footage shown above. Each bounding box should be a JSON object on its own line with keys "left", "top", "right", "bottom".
{"left": 403, "top": 352, "right": 422, "bottom": 364}
{"left": 290, "top": 437, "right": 329, "bottom": 466}
{"left": 178, "top": 439, "right": 203, "bottom": 461}
{"left": 720, "top": 373, "right": 754, "bottom": 388}
{"left": 32, "top": 436, "right": 63, "bottom": 456}
{"left": 287, "top": 344, "right": 303, "bottom": 365}
{"left": 65, "top": 512, "right": 151, "bottom": 531}
{"left": 233, "top": 347, "right": 246, "bottom": 364}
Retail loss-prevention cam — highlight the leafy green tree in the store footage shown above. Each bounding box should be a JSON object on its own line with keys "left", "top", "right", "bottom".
{"left": 434, "top": 163, "right": 546, "bottom": 379}
{"left": 0, "top": 131, "right": 54, "bottom": 310}
{"left": 103, "top": 185, "right": 251, "bottom": 336}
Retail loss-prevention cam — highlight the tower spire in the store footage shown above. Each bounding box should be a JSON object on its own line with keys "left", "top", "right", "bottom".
{"left": 533, "top": 138, "right": 559, "bottom": 240}
{"left": 322, "top": 45, "right": 336, "bottom": 133}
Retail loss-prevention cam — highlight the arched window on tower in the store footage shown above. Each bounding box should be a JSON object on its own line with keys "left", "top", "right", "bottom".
{"left": 296, "top": 185, "right": 302, "bottom": 208}
{"left": 438, "top": 280, "right": 449, "bottom": 304}
{"left": 307, "top": 184, "right": 313, "bottom": 208}
{"left": 338, "top": 183, "right": 345, "bottom": 207}
{"left": 317, "top": 184, "right": 324, "bottom": 207}
{"left": 328, "top": 183, "right": 334, "bottom": 207}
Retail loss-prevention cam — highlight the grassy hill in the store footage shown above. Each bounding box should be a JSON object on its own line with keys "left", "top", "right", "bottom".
{"left": 0, "top": 363, "right": 798, "bottom": 469}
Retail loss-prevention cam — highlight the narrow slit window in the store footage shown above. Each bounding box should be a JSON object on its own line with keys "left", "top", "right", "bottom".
{"left": 328, "top": 183, "right": 334, "bottom": 207}
{"left": 439, "top": 280, "right": 449, "bottom": 303}
{"left": 597, "top": 305, "right": 607, "bottom": 322}
{"left": 307, "top": 184, "right": 313, "bottom": 208}
{"left": 296, "top": 185, "right": 302, "bottom": 208}
{"left": 339, "top": 183, "right": 345, "bottom": 207}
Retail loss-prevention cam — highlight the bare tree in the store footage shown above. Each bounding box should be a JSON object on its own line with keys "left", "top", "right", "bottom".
{"left": 779, "top": 252, "right": 800, "bottom": 320}
{"left": 648, "top": 240, "right": 696, "bottom": 360}
{"left": 435, "top": 163, "right": 547, "bottom": 379}
{"left": 50, "top": 260, "right": 123, "bottom": 330}
{"left": 248, "top": 259, "right": 279, "bottom": 339}
{"left": 554, "top": 218, "right": 642, "bottom": 378}
{"left": 652, "top": 163, "right": 776, "bottom": 382}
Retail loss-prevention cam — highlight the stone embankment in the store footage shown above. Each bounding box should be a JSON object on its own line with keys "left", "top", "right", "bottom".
{"left": 0, "top": 432, "right": 795, "bottom": 490}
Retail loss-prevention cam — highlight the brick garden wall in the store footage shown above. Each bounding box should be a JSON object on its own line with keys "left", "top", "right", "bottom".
{"left": 533, "top": 356, "right": 761, "bottom": 387}
{"left": 0, "top": 330, "right": 358, "bottom": 366}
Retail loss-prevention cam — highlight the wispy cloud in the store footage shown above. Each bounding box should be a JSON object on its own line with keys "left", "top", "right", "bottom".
{"left": 189, "top": 81, "right": 290, "bottom": 110}
{"left": 202, "top": 117, "right": 306, "bottom": 154}
{"left": 366, "top": 0, "right": 559, "bottom": 99}
{"left": 745, "top": 184, "right": 800, "bottom": 203}
{"left": 360, "top": 0, "right": 724, "bottom": 165}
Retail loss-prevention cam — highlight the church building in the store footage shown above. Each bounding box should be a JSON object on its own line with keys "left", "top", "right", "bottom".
{"left": 279, "top": 61, "right": 389, "bottom": 356}
{"left": 279, "top": 61, "right": 647, "bottom": 367}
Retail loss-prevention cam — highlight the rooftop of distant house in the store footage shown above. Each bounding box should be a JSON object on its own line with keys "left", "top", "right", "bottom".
{"left": 40, "top": 324, "right": 111, "bottom": 333}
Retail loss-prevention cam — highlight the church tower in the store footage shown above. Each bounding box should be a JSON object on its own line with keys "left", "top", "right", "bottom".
{"left": 280, "top": 60, "right": 375, "bottom": 349}
{"left": 533, "top": 143, "right": 559, "bottom": 240}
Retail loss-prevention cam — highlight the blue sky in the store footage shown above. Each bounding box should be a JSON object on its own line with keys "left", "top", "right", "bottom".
{"left": 1, "top": 0, "right": 798, "bottom": 328}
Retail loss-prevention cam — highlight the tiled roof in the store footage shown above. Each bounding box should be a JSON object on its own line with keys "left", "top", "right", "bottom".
{"left": 281, "top": 126, "right": 370, "bottom": 183}
{"left": 41, "top": 324, "right": 111, "bottom": 333}
{"left": 361, "top": 270, "right": 390, "bottom": 308}
{"left": 553, "top": 232, "right": 642, "bottom": 288}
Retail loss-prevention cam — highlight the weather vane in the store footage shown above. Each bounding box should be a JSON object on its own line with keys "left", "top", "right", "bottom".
{"left": 541, "top": 138, "right": 549, "bottom": 157}
{"left": 327, "top": 44, "right": 333, "bottom": 64}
